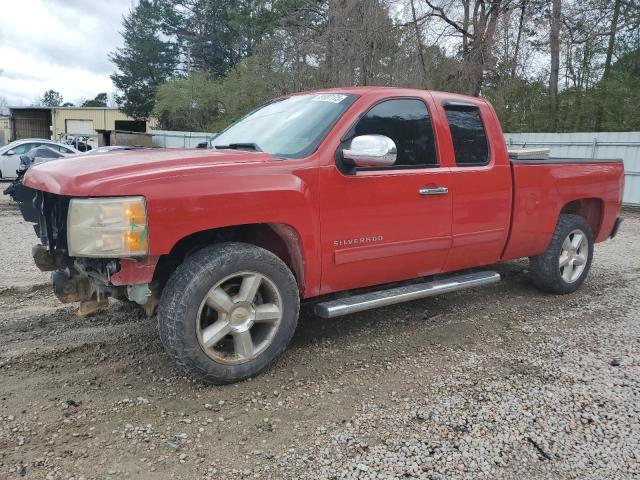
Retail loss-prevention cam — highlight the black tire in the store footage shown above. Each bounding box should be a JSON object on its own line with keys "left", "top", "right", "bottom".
{"left": 158, "top": 242, "right": 299, "bottom": 384}
{"left": 529, "top": 214, "right": 594, "bottom": 294}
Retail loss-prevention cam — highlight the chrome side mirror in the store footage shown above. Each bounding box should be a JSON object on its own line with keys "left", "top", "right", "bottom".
{"left": 343, "top": 135, "right": 397, "bottom": 167}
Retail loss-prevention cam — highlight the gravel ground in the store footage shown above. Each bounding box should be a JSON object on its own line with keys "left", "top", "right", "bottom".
{"left": 0, "top": 188, "right": 638, "bottom": 479}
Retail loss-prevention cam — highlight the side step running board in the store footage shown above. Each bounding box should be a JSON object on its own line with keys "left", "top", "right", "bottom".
{"left": 314, "top": 271, "right": 501, "bottom": 319}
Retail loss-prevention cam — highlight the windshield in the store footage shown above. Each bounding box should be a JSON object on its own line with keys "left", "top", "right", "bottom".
{"left": 211, "top": 93, "right": 357, "bottom": 158}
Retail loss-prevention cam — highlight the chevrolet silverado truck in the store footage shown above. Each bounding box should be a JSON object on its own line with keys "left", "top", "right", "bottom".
{"left": 12, "top": 87, "right": 624, "bottom": 384}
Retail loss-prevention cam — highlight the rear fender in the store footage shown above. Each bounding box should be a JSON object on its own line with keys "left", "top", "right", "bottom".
{"left": 560, "top": 198, "right": 604, "bottom": 238}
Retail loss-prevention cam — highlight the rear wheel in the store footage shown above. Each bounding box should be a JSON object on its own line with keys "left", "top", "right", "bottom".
{"left": 529, "top": 214, "right": 594, "bottom": 294}
{"left": 158, "top": 242, "right": 299, "bottom": 384}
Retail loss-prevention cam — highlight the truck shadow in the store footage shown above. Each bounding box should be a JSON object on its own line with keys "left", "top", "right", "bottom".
{"left": 289, "top": 261, "right": 530, "bottom": 349}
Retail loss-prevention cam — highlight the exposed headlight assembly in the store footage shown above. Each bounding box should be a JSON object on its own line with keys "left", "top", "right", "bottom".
{"left": 67, "top": 197, "right": 149, "bottom": 257}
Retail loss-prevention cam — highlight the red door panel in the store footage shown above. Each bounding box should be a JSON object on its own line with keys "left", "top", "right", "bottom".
{"left": 318, "top": 166, "right": 452, "bottom": 293}
{"left": 444, "top": 164, "right": 512, "bottom": 271}
{"left": 427, "top": 92, "right": 512, "bottom": 272}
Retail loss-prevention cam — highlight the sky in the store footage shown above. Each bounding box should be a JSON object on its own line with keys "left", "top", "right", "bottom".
{"left": 0, "top": 0, "right": 136, "bottom": 107}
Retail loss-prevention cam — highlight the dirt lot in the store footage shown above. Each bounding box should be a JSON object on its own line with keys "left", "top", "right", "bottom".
{"left": 0, "top": 189, "right": 638, "bottom": 480}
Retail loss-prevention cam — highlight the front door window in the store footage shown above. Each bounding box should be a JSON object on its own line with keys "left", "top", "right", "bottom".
{"left": 348, "top": 98, "right": 438, "bottom": 168}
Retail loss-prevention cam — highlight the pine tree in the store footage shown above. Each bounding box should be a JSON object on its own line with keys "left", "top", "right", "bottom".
{"left": 159, "top": 0, "right": 244, "bottom": 77}
{"left": 110, "top": 0, "right": 177, "bottom": 120}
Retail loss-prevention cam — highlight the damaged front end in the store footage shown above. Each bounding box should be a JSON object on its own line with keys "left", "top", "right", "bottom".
{"left": 13, "top": 186, "right": 158, "bottom": 316}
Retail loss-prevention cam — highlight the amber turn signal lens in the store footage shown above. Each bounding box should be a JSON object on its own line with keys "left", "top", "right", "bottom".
{"left": 126, "top": 228, "right": 148, "bottom": 253}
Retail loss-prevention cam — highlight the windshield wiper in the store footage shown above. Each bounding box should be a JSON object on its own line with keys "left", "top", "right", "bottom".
{"left": 214, "top": 142, "right": 263, "bottom": 152}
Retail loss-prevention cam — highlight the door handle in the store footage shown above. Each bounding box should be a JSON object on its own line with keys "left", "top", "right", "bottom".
{"left": 418, "top": 186, "right": 448, "bottom": 196}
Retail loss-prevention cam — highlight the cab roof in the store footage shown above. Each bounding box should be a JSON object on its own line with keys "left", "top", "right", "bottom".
{"left": 296, "top": 86, "right": 485, "bottom": 104}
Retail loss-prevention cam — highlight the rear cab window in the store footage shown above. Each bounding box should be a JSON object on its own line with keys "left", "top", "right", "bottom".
{"left": 444, "top": 104, "right": 489, "bottom": 166}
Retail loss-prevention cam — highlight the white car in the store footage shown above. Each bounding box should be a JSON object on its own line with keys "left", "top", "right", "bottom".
{"left": 0, "top": 139, "right": 79, "bottom": 179}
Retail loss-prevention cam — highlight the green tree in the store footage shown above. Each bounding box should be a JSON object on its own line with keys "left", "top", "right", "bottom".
{"left": 119, "top": 0, "right": 640, "bottom": 133}
{"left": 231, "top": 0, "right": 281, "bottom": 58}
{"left": 591, "top": 49, "right": 640, "bottom": 131}
{"left": 158, "top": 0, "right": 251, "bottom": 76}
{"left": 154, "top": 71, "right": 223, "bottom": 131}
{"left": 82, "top": 93, "right": 108, "bottom": 107}
{"left": 41, "top": 90, "right": 63, "bottom": 107}
{"left": 110, "top": 0, "right": 177, "bottom": 119}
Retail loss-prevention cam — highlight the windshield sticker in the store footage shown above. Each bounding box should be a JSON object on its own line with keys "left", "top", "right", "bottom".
{"left": 312, "top": 94, "right": 348, "bottom": 103}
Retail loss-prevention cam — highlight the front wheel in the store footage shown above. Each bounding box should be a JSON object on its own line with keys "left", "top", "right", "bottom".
{"left": 158, "top": 242, "right": 299, "bottom": 384}
{"left": 529, "top": 214, "right": 594, "bottom": 294}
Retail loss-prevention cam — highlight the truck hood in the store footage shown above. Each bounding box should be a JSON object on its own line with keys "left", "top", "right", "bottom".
{"left": 23, "top": 148, "right": 274, "bottom": 196}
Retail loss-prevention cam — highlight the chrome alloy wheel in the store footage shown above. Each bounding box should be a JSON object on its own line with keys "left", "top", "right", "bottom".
{"left": 559, "top": 229, "right": 589, "bottom": 283}
{"left": 196, "top": 271, "right": 283, "bottom": 365}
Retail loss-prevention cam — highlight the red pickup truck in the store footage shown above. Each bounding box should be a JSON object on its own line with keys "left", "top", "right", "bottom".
{"left": 16, "top": 87, "right": 624, "bottom": 384}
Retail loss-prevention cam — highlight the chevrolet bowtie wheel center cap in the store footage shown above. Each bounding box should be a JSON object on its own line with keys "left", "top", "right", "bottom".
{"left": 229, "top": 305, "right": 254, "bottom": 329}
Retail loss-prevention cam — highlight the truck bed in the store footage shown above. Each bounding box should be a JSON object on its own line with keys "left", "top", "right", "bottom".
{"left": 502, "top": 157, "right": 625, "bottom": 261}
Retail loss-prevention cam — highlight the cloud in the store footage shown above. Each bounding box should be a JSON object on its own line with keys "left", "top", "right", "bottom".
{"left": 0, "top": 0, "right": 134, "bottom": 106}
